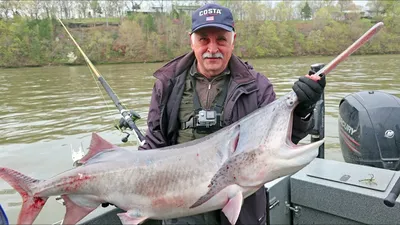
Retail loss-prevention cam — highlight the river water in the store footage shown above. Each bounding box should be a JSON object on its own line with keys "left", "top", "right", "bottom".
{"left": 1, "top": 54, "right": 399, "bottom": 224}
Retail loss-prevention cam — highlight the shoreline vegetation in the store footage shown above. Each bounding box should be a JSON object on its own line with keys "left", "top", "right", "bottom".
{"left": 0, "top": 1, "right": 399, "bottom": 68}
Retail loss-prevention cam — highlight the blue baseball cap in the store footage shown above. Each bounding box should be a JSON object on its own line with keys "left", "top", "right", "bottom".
{"left": 191, "top": 3, "right": 235, "bottom": 33}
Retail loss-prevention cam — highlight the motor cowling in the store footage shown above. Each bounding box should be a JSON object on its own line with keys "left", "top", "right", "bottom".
{"left": 339, "top": 90, "right": 400, "bottom": 170}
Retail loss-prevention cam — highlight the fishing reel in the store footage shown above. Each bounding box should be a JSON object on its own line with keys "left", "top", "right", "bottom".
{"left": 115, "top": 109, "right": 142, "bottom": 143}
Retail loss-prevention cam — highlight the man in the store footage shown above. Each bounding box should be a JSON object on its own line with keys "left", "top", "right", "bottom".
{"left": 138, "top": 3, "right": 325, "bottom": 225}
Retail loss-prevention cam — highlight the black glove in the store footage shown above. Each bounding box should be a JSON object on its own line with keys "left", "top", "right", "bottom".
{"left": 292, "top": 74, "right": 326, "bottom": 118}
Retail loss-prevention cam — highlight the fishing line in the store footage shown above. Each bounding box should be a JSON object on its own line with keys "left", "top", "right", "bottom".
{"left": 83, "top": 58, "right": 122, "bottom": 131}
{"left": 59, "top": 19, "right": 124, "bottom": 134}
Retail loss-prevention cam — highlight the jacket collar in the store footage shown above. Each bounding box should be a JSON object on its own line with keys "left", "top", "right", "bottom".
{"left": 227, "top": 53, "right": 256, "bottom": 84}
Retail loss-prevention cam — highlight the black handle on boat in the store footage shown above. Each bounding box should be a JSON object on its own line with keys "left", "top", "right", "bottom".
{"left": 310, "top": 63, "right": 325, "bottom": 159}
{"left": 0, "top": 204, "right": 9, "bottom": 225}
{"left": 384, "top": 176, "right": 400, "bottom": 207}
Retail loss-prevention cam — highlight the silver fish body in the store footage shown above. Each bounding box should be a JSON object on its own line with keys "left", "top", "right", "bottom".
{"left": 0, "top": 90, "right": 323, "bottom": 225}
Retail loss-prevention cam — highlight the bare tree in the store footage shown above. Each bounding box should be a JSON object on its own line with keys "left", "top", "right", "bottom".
{"left": 151, "top": 0, "right": 165, "bottom": 13}
{"left": 57, "top": 0, "right": 74, "bottom": 19}
{"left": 242, "top": 1, "right": 270, "bottom": 21}
{"left": 101, "top": 0, "right": 122, "bottom": 25}
{"left": 90, "top": 0, "right": 102, "bottom": 18}
{"left": 367, "top": 0, "right": 389, "bottom": 17}
{"left": 229, "top": 1, "right": 246, "bottom": 21}
{"left": 21, "top": 0, "right": 42, "bottom": 19}
{"left": 337, "top": 0, "right": 355, "bottom": 12}
{"left": 294, "top": 1, "right": 306, "bottom": 20}
{"left": 77, "top": 0, "right": 90, "bottom": 18}
{"left": 113, "top": 0, "right": 125, "bottom": 18}
{"left": 0, "top": 0, "right": 12, "bottom": 19}
{"left": 0, "top": 0, "right": 24, "bottom": 19}
{"left": 262, "top": 1, "right": 275, "bottom": 21}
{"left": 101, "top": 0, "right": 118, "bottom": 18}
{"left": 42, "top": 0, "right": 58, "bottom": 19}
{"left": 274, "top": 1, "right": 295, "bottom": 21}
{"left": 125, "top": 0, "right": 143, "bottom": 12}
{"left": 101, "top": 0, "right": 125, "bottom": 18}
{"left": 309, "top": 0, "right": 335, "bottom": 14}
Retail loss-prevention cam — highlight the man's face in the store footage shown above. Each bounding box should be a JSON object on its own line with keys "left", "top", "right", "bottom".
{"left": 191, "top": 27, "right": 235, "bottom": 78}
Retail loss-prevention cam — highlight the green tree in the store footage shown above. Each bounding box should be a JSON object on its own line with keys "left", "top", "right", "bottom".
{"left": 275, "top": 2, "right": 294, "bottom": 21}
{"left": 301, "top": 2, "right": 312, "bottom": 20}
{"left": 305, "top": 30, "right": 325, "bottom": 55}
{"left": 384, "top": 1, "right": 400, "bottom": 33}
{"left": 114, "top": 20, "right": 146, "bottom": 61}
{"left": 313, "top": 7, "right": 334, "bottom": 30}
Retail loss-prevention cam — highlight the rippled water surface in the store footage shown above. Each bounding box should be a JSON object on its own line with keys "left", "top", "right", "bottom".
{"left": 1, "top": 54, "right": 399, "bottom": 224}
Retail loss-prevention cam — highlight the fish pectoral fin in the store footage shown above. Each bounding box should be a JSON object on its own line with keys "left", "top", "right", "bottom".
{"left": 190, "top": 175, "right": 233, "bottom": 208}
{"left": 61, "top": 195, "right": 97, "bottom": 224}
{"left": 78, "top": 133, "right": 119, "bottom": 164}
{"left": 222, "top": 191, "right": 243, "bottom": 225}
{"left": 191, "top": 156, "right": 240, "bottom": 209}
{"left": 117, "top": 212, "right": 147, "bottom": 225}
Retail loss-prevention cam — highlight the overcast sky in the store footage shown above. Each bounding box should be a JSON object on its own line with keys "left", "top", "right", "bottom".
{"left": 139, "top": 0, "right": 371, "bottom": 11}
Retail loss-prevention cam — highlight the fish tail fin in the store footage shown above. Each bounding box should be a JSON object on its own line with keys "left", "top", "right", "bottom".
{"left": 0, "top": 167, "right": 48, "bottom": 224}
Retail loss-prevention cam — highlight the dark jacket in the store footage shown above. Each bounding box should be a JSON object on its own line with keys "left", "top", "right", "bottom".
{"left": 139, "top": 51, "right": 313, "bottom": 225}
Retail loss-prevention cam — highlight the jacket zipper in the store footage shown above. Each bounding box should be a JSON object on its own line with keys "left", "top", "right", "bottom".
{"left": 203, "top": 76, "right": 220, "bottom": 110}
{"left": 205, "top": 83, "right": 212, "bottom": 109}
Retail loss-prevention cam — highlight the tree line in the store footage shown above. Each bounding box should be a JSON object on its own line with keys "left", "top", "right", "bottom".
{"left": 0, "top": 0, "right": 399, "bottom": 68}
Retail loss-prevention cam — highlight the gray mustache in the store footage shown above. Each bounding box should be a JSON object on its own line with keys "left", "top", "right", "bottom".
{"left": 203, "top": 52, "right": 223, "bottom": 59}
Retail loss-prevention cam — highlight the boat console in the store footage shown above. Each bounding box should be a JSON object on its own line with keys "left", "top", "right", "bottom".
{"left": 266, "top": 158, "right": 400, "bottom": 224}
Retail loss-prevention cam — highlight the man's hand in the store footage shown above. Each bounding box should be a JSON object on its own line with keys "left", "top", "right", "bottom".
{"left": 292, "top": 73, "right": 326, "bottom": 118}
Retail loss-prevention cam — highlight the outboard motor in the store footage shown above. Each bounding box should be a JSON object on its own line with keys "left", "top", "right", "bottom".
{"left": 338, "top": 90, "right": 400, "bottom": 170}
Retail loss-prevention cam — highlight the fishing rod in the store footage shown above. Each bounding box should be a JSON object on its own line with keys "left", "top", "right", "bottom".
{"left": 57, "top": 18, "right": 145, "bottom": 145}
{"left": 314, "top": 22, "right": 384, "bottom": 77}
{"left": 308, "top": 22, "right": 384, "bottom": 158}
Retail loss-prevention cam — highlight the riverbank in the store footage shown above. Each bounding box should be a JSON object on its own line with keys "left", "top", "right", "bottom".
{"left": 0, "top": 12, "right": 399, "bottom": 68}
